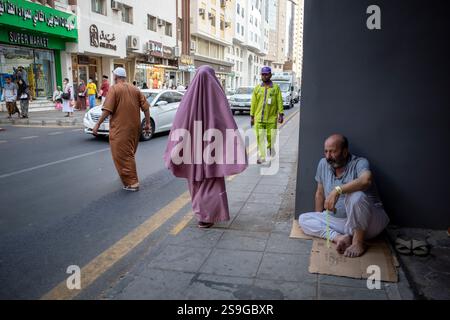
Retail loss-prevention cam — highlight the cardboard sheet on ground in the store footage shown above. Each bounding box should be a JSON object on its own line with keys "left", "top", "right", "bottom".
{"left": 309, "top": 238, "right": 399, "bottom": 282}
{"left": 290, "top": 219, "right": 314, "bottom": 240}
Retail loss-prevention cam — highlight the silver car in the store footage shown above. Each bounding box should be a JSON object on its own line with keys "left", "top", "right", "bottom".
{"left": 84, "top": 89, "right": 184, "bottom": 141}
{"left": 229, "top": 86, "right": 254, "bottom": 115}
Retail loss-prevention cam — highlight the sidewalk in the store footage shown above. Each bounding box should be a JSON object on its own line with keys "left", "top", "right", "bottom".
{"left": 99, "top": 111, "right": 415, "bottom": 300}
{"left": 0, "top": 109, "right": 86, "bottom": 127}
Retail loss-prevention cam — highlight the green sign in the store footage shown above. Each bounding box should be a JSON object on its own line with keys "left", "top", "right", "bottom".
{"left": 0, "top": 29, "right": 66, "bottom": 49}
{"left": 0, "top": 0, "right": 77, "bottom": 40}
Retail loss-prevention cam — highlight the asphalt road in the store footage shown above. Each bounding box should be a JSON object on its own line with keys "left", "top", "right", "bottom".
{"left": 0, "top": 105, "right": 298, "bottom": 299}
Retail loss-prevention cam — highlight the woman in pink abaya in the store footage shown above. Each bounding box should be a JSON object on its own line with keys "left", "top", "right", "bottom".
{"left": 164, "top": 65, "right": 248, "bottom": 228}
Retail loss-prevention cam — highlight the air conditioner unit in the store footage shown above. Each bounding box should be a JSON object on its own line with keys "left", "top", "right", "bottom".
{"left": 174, "top": 46, "right": 181, "bottom": 57}
{"left": 190, "top": 41, "right": 196, "bottom": 52}
{"left": 199, "top": 8, "right": 206, "bottom": 16}
{"left": 127, "top": 35, "right": 140, "bottom": 50}
{"left": 111, "top": 0, "right": 121, "bottom": 11}
{"left": 157, "top": 18, "right": 165, "bottom": 27}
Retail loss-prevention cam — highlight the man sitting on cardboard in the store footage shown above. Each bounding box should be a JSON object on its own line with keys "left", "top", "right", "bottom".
{"left": 299, "top": 134, "right": 389, "bottom": 258}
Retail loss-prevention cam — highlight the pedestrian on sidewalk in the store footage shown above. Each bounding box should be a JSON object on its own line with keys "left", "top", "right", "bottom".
{"left": 76, "top": 80, "right": 87, "bottom": 111}
{"left": 86, "top": 78, "right": 97, "bottom": 110}
{"left": 250, "top": 66, "right": 284, "bottom": 164}
{"left": 99, "top": 75, "right": 110, "bottom": 106}
{"left": 61, "top": 78, "right": 74, "bottom": 117}
{"left": 92, "top": 67, "right": 151, "bottom": 192}
{"left": 2, "top": 76, "right": 20, "bottom": 119}
{"left": 16, "top": 78, "right": 31, "bottom": 118}
{"left": 164, "top": 65, "right": 248, "bottom": 228}
{"left": 52, "top": 86, "right": 63, "bottom": 110}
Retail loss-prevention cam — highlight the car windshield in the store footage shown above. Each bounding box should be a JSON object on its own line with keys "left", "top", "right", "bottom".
{"left": 235, "top": 87, "right": 253, "bottom": 94}
{"left": 146, "top": 93, "right": 158, "bottom": 104}
{"left": 274, "top": 83, "right": 290, "bottom": 92}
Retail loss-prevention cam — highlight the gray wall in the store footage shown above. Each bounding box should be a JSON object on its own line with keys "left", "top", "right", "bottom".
{"left": 295, "top": 0, "right": 450, "bottom": 229}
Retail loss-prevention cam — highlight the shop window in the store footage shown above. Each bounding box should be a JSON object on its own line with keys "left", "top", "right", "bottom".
{"left": 0, "top": 45, "right": 55, "bottom": 99}
{"left": 91, "top": 0, "right": 106, "bottom": 15}
{"left": 165, "top": 22, "right": 172, "bottom": 37}
{"left": 122, "top": 5, "right": 133, "bottom": 24}
{"left": 148, "top": 15, "right": 157, "bottom": 31}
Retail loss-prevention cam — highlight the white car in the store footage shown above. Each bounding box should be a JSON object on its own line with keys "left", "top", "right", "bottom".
{"left": 229, "top": 86, "right": 254, "bottom": 114}
{"left": 84, "top": 89, "right": 184, "bottom": 141}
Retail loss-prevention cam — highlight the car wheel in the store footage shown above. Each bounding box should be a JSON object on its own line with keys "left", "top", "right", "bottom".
{"left": 232, "top": 110, "right": 236, "bottom": 115}
{"left": 140, "top": 118, "right": 155, "bottom": 141}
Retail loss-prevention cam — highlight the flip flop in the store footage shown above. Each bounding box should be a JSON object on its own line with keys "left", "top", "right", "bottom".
{"left": 123, "top": 185, "right": 139, "bottom": 192}
{"left": 197, "top": 222, "right": 214, "bottom": 229}
{"left": 395, "top": 236, "right": 412, "bottom": 255}
{"left": 411, "top": 239, "right": 430, "bottom": 257}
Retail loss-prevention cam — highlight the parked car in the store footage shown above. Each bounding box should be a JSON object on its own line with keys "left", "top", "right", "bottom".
{"left": 229, "top": 86, "right": 254, "bottom": 114}
{"left": 225, "top": 89, "right": 235, "bottom": 101}
{"left": 84, "top": 89, "right": 184, "bottom": 141}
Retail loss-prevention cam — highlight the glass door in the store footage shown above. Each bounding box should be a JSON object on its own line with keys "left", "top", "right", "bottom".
{"left": 33, "top": 49, "right": 55, "bottom": 99}
{"left": 78, "top": 66, "right": 88, "bottom": 85}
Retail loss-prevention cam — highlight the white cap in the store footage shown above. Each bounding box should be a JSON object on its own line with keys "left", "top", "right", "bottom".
{"left": 113, "top": 67, "right": 127, "bottom": 77}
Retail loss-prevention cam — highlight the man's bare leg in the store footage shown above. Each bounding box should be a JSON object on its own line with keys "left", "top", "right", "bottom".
{"left": 344, "top": 229, "right": 366, "bottom": 257}
{"left": 334, "top": 234, "right": 352, "bottom": 254}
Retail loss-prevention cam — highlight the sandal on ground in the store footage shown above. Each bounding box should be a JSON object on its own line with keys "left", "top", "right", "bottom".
{"left": 411, "top": 239, "right": 430, "bottom": 257}
{"left": 395, "top": 236, "right": 412, "bottom": 255}
{"left": 123, "top": 185, "right": 139, "bottom": 192}
{"left": 197, "top": 222, "right": 214, "bottom": 228}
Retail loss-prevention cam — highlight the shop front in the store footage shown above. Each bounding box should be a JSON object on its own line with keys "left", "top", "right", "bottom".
{"left": 0, "top": 0, "right": 77, "bottom": 100}
{"left": 71, "top": 22, "right": 124, "bottom": 92}
{"left": 178, "top": 54, "right": 195, "bottom": 87}
{"left": 134, "top": 40, "right": 179, "bottom": 89}
{"left": 194, "top": 56, "right": 233, "bottom": 88}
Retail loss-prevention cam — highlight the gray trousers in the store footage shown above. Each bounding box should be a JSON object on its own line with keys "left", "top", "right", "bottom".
{"left": 20, "top": 100, "right": 29, "bottom": 117}
{"left": 298, "top": 191, "right": 390, "bottom": 240}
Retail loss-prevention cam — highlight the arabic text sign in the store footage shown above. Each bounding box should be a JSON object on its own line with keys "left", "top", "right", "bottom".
{"left": 89, "top": 24, "right": 117, "bottom": 51}
{"left": 0, "top": 0, "right": 77, "bottom": 40}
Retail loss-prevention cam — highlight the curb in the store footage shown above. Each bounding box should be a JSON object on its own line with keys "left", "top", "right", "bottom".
{"left": 0, "top": 118, "right": 84, "bottom": 127}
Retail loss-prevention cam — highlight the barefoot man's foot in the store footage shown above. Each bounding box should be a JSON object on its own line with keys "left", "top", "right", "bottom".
{"left": 344, "top": 242, "right": 366, "bottom": 258}
{"left": 334, "top": 234, "right": 352, "bottom": 254}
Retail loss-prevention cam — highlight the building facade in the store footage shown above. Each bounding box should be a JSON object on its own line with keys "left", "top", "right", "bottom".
{"left": 226, "top": 0, "right": 269, "bottom": 90}
{"left": 0, "top": 0, "right": 78, "bottom": 100}
{"left": 66, "top": 0, "right": 179, "bottom": 92}
{"left": 292, "top": 0, "right": 304, "bottom": 86}
{"left": 265, "top": 0, "right": 286, "bottom": 72}
{"left": 190, "top": 0, "right": 234, "bottom": 88}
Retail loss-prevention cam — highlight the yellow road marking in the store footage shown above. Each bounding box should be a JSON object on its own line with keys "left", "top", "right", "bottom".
{"left": 41, "top": 191, "right": 191, "bottom": 300}
{"left": 169, "top": 211, "right": 194, "bottom": 235}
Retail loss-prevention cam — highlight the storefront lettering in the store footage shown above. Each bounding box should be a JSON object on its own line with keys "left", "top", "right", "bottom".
{"left": 163, "top": 46, "right": 174, "bottom": 59}
{"left": 89, "top": 24, "right": 117, "bottom": 51}
{"left": 180, "top": 55, "right": 193, "bottom": 66}
{"left": 8, "top": 31, "right": 49, "bottom": 48}
{"left": 0, "top": 0, "right": 76, "bottom": 31}
{"left": 149, "top": 41, "right": 163, "bottom": 57}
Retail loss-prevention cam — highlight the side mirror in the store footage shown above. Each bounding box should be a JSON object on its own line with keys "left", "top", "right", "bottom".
{"left": 156, "top": 101, "right": 168, "bottom": 106}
